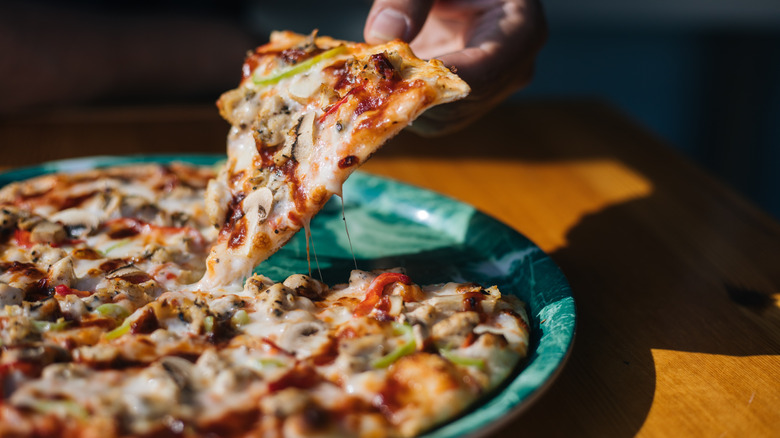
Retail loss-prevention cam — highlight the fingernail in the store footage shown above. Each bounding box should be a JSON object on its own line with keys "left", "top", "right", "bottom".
{"left": 369, "top": 8, "right": 409, "bottom": 42}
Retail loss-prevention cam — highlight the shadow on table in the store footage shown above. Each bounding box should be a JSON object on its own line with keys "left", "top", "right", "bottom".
{"left": 507, "top": 194, "right": 780, "bottom": 437}
{"left": 418, "top": 100, "right": 780, "bottom": 437}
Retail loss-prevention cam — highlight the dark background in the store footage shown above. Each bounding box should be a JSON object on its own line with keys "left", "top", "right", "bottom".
{"left": 527, "top": 0, "right": 780, "bottom": 220}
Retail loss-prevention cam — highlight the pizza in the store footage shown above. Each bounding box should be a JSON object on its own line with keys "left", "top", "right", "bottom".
{"left": 0, "top": 32, "right": 530, "bottom": 438}
{"left": 199, "top": 31, "right": 470, "bottom": 288}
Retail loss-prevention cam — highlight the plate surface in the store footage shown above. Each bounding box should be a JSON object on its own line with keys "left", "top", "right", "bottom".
{"left": 0, "top": 155, "right": 576, "bottom": 437}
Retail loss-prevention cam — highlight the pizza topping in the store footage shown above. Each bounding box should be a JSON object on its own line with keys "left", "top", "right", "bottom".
{"left": 338, "top": 155, "right": 358, "bottom": 169}
{"left": 253, "top": 45, "right": 347, "bottom": 87}
{"left": 95, "top": 303, "right": 130, "bottom": 321}
{"left": 431, "top": 311, "right": 481, "bottom": 349}
{"left": 0, "top": 207, "right": 19, "bottom": 232}
{"left": 354, "top": 272, "right": 412, "bottom": 317}
{"left": 439, "top": 349, "right": 486, "bottom": 370}
{"left": 0, "top": 31, "right": 533, "bottom": 438}
{"left": 0, "top": 282, "right": 24, "bottom": 306}
{"left": 13, "top": 229, "right": 33, "bottom": 249}
{"left": 48, "top": 256, "right": 76, "bottom": 287}
{"left": 371, "top": 322, "right": 416, "bottom": 369}
{"left": 29, "top": 220, "right": 67, "bottom": 245}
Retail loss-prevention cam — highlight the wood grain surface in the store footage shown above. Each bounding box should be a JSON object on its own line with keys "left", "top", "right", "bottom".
{"left": 1, "top": 100, "right": 779, "bottom": 437}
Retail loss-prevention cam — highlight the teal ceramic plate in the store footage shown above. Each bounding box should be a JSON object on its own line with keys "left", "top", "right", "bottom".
{"left": 0, "top": 155, "right": 576, "bottom": 437}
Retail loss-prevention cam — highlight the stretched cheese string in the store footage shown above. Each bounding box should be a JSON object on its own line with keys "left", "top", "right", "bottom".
{"left": 340, "top": 195, "right": 358, "bottom": 270}
{"left": 302, "top": 220, "right": 323, "bottom": 281}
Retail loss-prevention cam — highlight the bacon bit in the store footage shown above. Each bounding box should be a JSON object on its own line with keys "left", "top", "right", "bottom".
{"left": 336, "top": 326, "right": 357, "bottom": 340}
{"left": 462, "top": 291, "right": 484, "bottom": 312}
{"left": 105, "top": 217, "right": 205, "bottom": 247}
{"left": 78, "top": 317, "right": 116, "bottom": 329}
{"left": 370, "top": 52, "right": 399, "bottom": 81}
{"left": 50, "top": 238, "right": 85, "bottom": 248}
{"left": 355, "top": 93, "right": 385, "bottom": 117}
{"left": 220, "top": 194, "right": 246, "bottom": 238}
{"left": 354, "top": 272, "right": 412, "bottom": 317}
{"left": 105, "top": 218, "right": 142, "bottom": 239}
{"left": 1, "top": 261, "right": 45, "bottom": 279}
{"left": 130, "top": 307, "right": 159, "bottom": 334}
{"left": 376, "top": 376, "right": 402, "bottom": 417}
{"left": 261, "top": 338, "right": 294, "bottom": 357}
{"left": 461, "top": 332, "right": 478, "bottom": 348}
{"left": 10, "top": 186, "right": 54, "bottom": 210}
{"left": 199, "top": 408, "right": 262, "bottom": 437}
{"left": 99, "top": 259, "right": 125, "bottom": 273}
{"left": 26, "top": 278, "right": 51, "bottom": 301}
{"left": 120, "top": 272, "right": 153, "bottom": 285}
{"left": 354, "top": 79, "right": 426, "bottom": 132}
{"left": 157, "top": 165, "right": 181, "bottom": 193}
{"left": 61, "top": 192, "right": 95, "bottom": 210}
{"left": 337, "top": 155, "right": 358, "bottom": 169}
{"left": 328, "top": 61, "right": 352, "bottom": 90}
{"left": 241, "top": 48, "right": 267, "bottom": 81}
{"left": 229, "top": 170, "right": 246, "bottom": 187}
{"left": 54, "top": 284, "right": 91, "bottom": 298}
{"left": 280, "top": 47, "right": 323, "bottom": 64}
{"left": 71, "top": 248, "right": 102, "bottom": 260}
{"left": 311, "top": 336, "right": 339, "bottom": 366}
{"left": 256, "top": 144, "right": 281, "bottom": 166}
{"left": 318, "top": 86, "right": 365, "bottom": 124}
{"left": 268, "top": 366, "right": 322, "bottom": 392}
{"left": 14, "top": 229, "right": 33, "bottom": 248}
{"left": 0, "top": 361, "right": 41, "bottom": 380}
{"left": 227, "top": 218, "right": 247, "bottom": 249}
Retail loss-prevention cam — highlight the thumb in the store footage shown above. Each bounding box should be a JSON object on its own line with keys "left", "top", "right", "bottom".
{"left": 364, "top": 0, "right": 435, "bottom": 44}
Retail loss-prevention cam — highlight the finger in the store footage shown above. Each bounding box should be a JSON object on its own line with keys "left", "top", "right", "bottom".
{"left": 435, "top": 0, "right": 547, "bottom": 98}
{"left": 364, "top": 0, "right": 436, "bottom": 44}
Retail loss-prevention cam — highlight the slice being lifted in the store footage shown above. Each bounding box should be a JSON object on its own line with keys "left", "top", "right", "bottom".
{"left": 199, "top": 31, "right": 470, "bottom": 288}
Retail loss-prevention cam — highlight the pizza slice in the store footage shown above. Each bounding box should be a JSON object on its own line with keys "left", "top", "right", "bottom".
{"left": 198, "top": 31, "right": 470, "bottom": 288}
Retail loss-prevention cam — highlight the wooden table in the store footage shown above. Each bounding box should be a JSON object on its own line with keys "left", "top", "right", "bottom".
{"left": 1, "top": 100, "right": 779, "bottom": 437}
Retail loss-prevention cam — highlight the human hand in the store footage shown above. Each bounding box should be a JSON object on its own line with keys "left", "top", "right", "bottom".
{"left": 364, "top": 0, "right": 547, "bottom": 136}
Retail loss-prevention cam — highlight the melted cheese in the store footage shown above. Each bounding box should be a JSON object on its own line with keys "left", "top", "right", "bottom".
{"left": 0, "top": 32, "right": 535, "bottom": 438}
{"left": 198, "top": 31, "right": 470, "bottom": 289}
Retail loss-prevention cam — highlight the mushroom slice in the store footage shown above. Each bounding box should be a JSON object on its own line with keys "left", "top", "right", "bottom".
{"left": 240, "top": 187, "right": 274, "bottom": 255}
{"left": 0, "top": 207, "right": 21, "bottom": 233}
{"left": 30, "top": 220, "right": 66, "bottom": 245}
{"left": 205, "top": 178, "right": 231, "bottom": 228}
{"left": 159, "top": 356, "right": 195, "bottom": 390}
{"left": 277, "top": 320, "right": 331, "bottom": 360}
{"left": 0, "top": 282, "right": 23, "bottom": 307}
{"left": 49, "top": 208, "right": 100, "bottom": 236}
{"left": 292, "top": 110, "right": 316, "bottom": 165}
